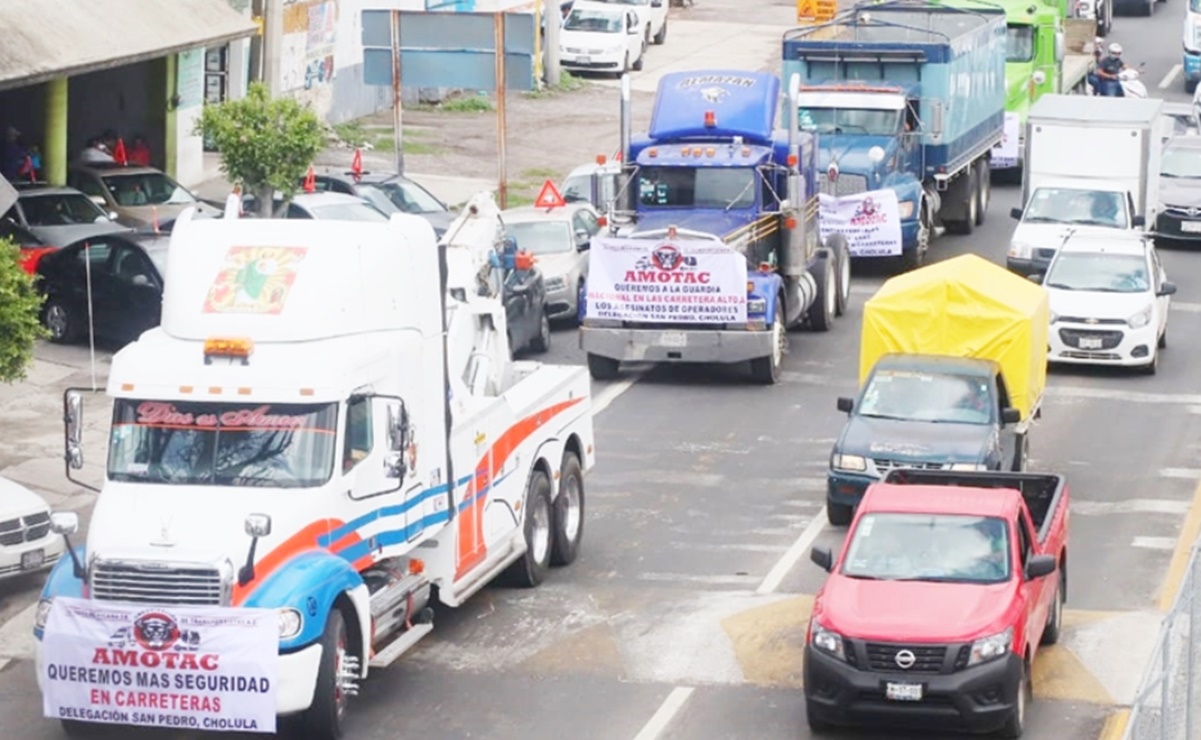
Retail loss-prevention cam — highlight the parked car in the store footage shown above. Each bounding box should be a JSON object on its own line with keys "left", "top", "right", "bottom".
{"left": 1155, "top": 135, "right": 1201, "bottom": 243}
{"left": 35, "top": 231, "right": 171, "bottom": 345}
{"left": 240, "top": 191, "right": 392, "bottom": 222}
{"left": 560, "top": 1, "right": 646, "bottom": 76}
{"left": 304, "top": 169, "right": 457, "bottom": 236}
{"left": 562, "top": 160, "right": 621, "bottom": 212}
{"left": 504, "top": 261, "right": 551, "bottom": 356}
{"left": 68, "top": 163, "right": 221, "bottom": 228}
{"left": 0, "top": 217, "right": 55, "bottom": 274}
{"left": 4, "top": 185, "right": 130, "bottom": 246}
{"left": 502, "top": 202, "right": 601, "bottom": 322}
{"left": 1037, "top": 231, "right": 1174, "bottom": 374}
{"left": 0, "top": 475, "right": 65, "bottom": 581}
{"left": 594, "top": 0, "right": 668, "bottom": 45}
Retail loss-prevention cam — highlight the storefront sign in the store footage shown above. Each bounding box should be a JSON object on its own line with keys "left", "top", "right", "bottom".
{"left": 586, "top": 237, "right": 748, "bottom": 324}
{"left": 991, "top": 111, "right": 1021, "bottom": 170}
{"left": 42, "top": 599, "right": 278, "bottom": 734}
{"left": 176, "top": 49, "right": 205, "bottom": 111}
{"left": 818, "top": 189, "right": 904, "bottom": 257}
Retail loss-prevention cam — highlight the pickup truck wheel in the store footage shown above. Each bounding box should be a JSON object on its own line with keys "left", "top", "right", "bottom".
{"left": 506, "top": 469, "right": 553, "bottom": 587}
{"left": 587, "top": 353, "right": 620, "bottom": 380}
{"left": 999, "top": 662, "right": 1030, "bottom": 738}
{"left": 530, "top": 313, "right": 551, "bottom": 353}
{"left": 297, "top": 609, "right": 351, "bottom": 740}
{"left": 653, "top": 20, "right": 667, "bottom": 44}
{"left": 975, "top": 162, "right": 990, "bottom": 225}
{"left": 749, "top": 306, "right": 785, "bottom": 384}
{"left": 551, "top": 452, "right": 585, "bottom": 566}
{"left": 1042, "top": 570, "right": 1065, "bottom": 646}
{"left": 808, "top": 253, "right": 836, "bottom": 332}
{"left": 827, "top": 501, "right": 853, "bottom": 526}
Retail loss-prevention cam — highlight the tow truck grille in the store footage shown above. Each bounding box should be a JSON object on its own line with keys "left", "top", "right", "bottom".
{"left": 818, "top": 173, "right": 867, "bottom": 197}
{"left": 865, "top": 643, "right": 947, "bottom": 673}
{"left": 90, "top": 560, "right": 227, "bottom": 606}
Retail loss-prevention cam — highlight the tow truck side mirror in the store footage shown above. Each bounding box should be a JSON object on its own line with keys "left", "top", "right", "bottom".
{"left": 810, "top": 546, "right": 834, "bottom": 572}
{"left": 64, "top": 390, "right": 84, "bottom": 470}
{"left": 1025, "top": 554, "right": 1057, "bottom": 580}
{"left": 1000, "top": 407, "right": 1021, "bottom": 425}
{"left": 836, "top": 397, "right": 854, "bottom": 414}
{"left": 1010, "top": 207, "right": 1023, "bottom": 220}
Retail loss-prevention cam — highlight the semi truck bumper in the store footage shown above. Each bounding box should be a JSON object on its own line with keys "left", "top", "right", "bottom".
{"left": 580, "top": 327, "right": 774, "bottom": 364}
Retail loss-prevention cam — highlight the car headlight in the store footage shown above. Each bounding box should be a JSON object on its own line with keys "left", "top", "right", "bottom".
{"left": 747, "top": 298, "right": 767, "bottom": 314}
{"left": 1127, "top": 304, "right": 1153, "bottom": 329}
{"left": 810, "top": 620, "right": 847, "bottom": 661}
{"left": 544, "top": 276, "right": 567, "bottom": 291}
{"left": 279, "top": 608, "right": 303, "bottom": 640}
{"left": 897, "top": 200, "right": 916, "bottom": 219}
{"left": 832, "top": 453, "right": 867, "bottom": 472}
{"left": 949, "top": 462, "right": 989, "bottom": 471}
{"left": 1008, "top": 242, "right": 1034, "bottom": 259}
{"left": 35, "top": 598, "right": 54, "bottom": 630}
{"left": 967, "top": 627, "right": 1013, "bottom": 667}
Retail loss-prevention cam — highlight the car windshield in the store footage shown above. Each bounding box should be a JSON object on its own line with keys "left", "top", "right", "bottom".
{"left": 1006, "top": 25, "right": 1034, "bottom": 62}
{"left": 841, "top": 513, "right": 1011, "bottom": 584}
{"left": 1161, "top": 146, "right": 1201, "bottom": 178}
{"left": 1192, "top": 0, "right": 1201, "bottom": 11}
{"left": 308, "top": 202, "right": 389, "bottom": 222}
{"left": 858, "top": 369, "right": 993, "bottom": 425}
{"left": 506, "top": 220, "right": 574, "bottom": 254}
{"left": 562, "top": 175, "right": 594, "bottom": 203}
{"left": 359, "top": 181, "right": 445, "bottom": 214}
{"left": 100, "top": 172, "right": 197, "bottom": 207}
{"left": 1022, "top": 187, "right": 1128, "bottom": 227}
{"left": 798, "top": 107, "right": 901, "bottom": 136}
{"left": 1044, "top": 252, "right": 1150, "bottom": 293}
{"left": 565, "top": 9, "right": 622, "bottom": 32}
{"left": 637, "top": 166, "right": 756, "bottom": 209}
{"left": 19, "top": 193, "right": 109, "bottom": 226}
{"left": 107, "top": 400, "right": 337, "bottom": 488}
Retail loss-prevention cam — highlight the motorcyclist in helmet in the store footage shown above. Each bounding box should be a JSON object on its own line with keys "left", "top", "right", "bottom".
{"left": 1095, "top": 42, "right": 1127, "bottom": 97}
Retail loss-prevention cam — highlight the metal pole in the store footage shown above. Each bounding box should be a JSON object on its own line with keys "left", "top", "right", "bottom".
{"left": 1187, "top": 551, "right": 1198, "bottom": 739}
{"left": 495, "top": 12, "right": 508, "bottom": 210}
{"left": 249, "top": 0, "right": 265, "bottom": 83}
{"left": 263, "top": 0, "right": 282, "bottom": 97}
{"left": 83, "top": 243, "right": 97, "bottom": 392}
{"left": 545, "top": 0, "right": 561, "bottom": 88}
{"left": 534, "top": 0, "right": 544, "bottom": 89}
{"left": 391, "top": 9, "right": 405, "bottom": 175}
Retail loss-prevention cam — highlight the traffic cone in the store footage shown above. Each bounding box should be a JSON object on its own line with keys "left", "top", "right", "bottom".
{"left": 303, "top": 166, "right": 316, "bottom": 193}
{"left": 351, "top": 149, "right": 363, "bottom": 181}
{"left": 113, "top": 138, "right": 128, "bottom": 166}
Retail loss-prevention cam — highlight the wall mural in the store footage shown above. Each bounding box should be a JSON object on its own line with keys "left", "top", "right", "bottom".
{"left": 280, "top": 0, "right": 338, "bottom": 115}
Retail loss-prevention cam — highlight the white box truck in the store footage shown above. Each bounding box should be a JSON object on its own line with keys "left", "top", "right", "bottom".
{"left": 1007, "top": 95, "right": 1164, "bottom": 276}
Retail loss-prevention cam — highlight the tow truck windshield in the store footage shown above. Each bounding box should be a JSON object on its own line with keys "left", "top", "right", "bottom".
{"left": 858, "top": 369, "right": 992, "bottom": 425}
{"left": 842, "top": 512, "right": 1012, "bottom": 584}
{"left": 637, "top": 166, "right": 756, "bottom": 210}
{"left": 107, "top": 400, "right": 338, "bottom": 488}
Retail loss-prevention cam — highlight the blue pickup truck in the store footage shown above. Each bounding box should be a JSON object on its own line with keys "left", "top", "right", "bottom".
{"left": 782, "top": 0, "right": 1007, "bottom": 270}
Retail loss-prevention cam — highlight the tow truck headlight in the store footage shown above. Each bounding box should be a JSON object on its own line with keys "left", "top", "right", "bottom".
{"left": 967, "top": 627, "right": 1013, "bottom": 666}
{"left": 1127, "top": 304, "right": 1153, "bottom": 329}
{"left": 810, "top": 621, "right": 847, "bottom": 661}
{"left": 279, "top": 608, "right": 304, "bottom": 640}
{"left": 747, "top": 298, "right": 767, "bottom": 314}
{"left": 897, "top": 200, "right": 916, "bottom": 219}
{"left": 832, "top": 453, "right": 867, "bottom": 472}
{"left": 949, "top": 463, "right": 989, "bottom": 471}
{"left": 35, "top": 598, "right": 54, "bottom": 630}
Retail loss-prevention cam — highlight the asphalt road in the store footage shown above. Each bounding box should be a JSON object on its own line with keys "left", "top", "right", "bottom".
{"left": 2, "top": 2, "right": 1200, "bottom": 739}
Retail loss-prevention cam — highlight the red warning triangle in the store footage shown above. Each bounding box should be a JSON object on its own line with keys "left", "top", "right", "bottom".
{"left": 534, "top": 179, "right": 566, "bottom": 209}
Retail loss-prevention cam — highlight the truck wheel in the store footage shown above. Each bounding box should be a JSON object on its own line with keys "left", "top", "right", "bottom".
{"left": 827, "top": 501, "right": 853, "bottom": 526}
{"left": 1188, "top": 79, "right": 1198, "bottom": 95}
{"left": 551, "top": 452, "right": 585, "bottom": 566}
{"left": 1098, "top": 0, "right": 1111, "bottom": 36}
{"left": 999, "top": 661, "right": 1030, "bottom": 738}
{"left": 297, "top": 609, "right": 352, "bottom": 740}
{"left": 587, "top": 353, "right": 620, "bottom": 380}
{"left": 975, "top": 162, "right": 990, "bottom": 225}
{"left": 1042, "top": 569, "right": 1065, "bottom": 646}
{"left": 653, "top": 20, "right": 667, "bottom": 45}
{"left": 1012, "top": 434, "right": 1029, "bottom": 472}
{"left": 506, "top": 469, "right": 553, "bottom": 587}
{"left": 900, "top": 204, "right": 929, "bottom": 271}
{"left": 530, "top": 313, "right": 551, "bottom": 353}
{"left": 826, "top": 233, "right": 852, "bottom": 316}
{"left": 807, "top": 253, "right": 836, "bottom": 332}
{"left": 749, "top": 305, "right": 785, "bottom": 384}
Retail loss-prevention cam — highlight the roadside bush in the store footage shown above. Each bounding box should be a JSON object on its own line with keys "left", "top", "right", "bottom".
{"left": 0, "top": 237, "right": 48, "bottom": 382}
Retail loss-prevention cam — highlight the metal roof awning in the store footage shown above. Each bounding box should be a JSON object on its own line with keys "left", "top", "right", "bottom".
{"left": 0, "top": 0, "right": 258, "bottom": 92}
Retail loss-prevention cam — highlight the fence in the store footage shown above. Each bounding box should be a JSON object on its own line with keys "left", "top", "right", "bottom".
{"left": 1126, "top": 544, "right": 1201, "bottom": 740}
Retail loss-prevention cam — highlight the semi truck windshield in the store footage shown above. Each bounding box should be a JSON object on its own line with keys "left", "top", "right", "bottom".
{"left": 637, "top": 166, "right": 755, "bottom": 209}
{"left": 1006, "top": 25, "right": 1034, "bottom": 63}
{"left": 107, "top": 400, "right": 338, "bottom": 488}
{"left": 797, "top": 107, "right": 900, "bottom": 137}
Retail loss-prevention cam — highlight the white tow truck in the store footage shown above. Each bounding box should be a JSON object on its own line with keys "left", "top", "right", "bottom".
{"left": 33, "top": 194, "right": 595, "bottom": 738}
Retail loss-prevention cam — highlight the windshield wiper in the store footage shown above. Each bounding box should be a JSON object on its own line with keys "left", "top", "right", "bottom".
{"left": 845, "top": 574, "right": 889, "bottom": 581}
{"left": 1022, "top": 216, "right": 1058, "bottom": 223}
{"left": 1070, "top": 219, "right": 1119, "bottom": 227}
{"left": 856, "top": 412, "right": 912, "bottom": 421}
{"left": 725, "top": 177, "right": 756, "bottom": 212}
{"left": 1044, "top": 282, "right": 1075, "bottom": 290}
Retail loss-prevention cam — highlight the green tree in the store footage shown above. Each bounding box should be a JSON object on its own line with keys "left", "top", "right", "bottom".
{"left": 194, "top": 82, "right": 325, "bottom": 218}
{"left": 0, "top": 237, "right": 48, "bottom": 383}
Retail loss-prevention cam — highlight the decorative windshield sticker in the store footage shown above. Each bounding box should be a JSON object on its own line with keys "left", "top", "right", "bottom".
{"left": 131, "top": 402, "right": 316, "bottom": 430}
{"left": 203, "top": 246, "right": 307, "bottom": 315}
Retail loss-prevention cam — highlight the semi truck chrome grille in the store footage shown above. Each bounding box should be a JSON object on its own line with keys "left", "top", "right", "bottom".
{"left": 818, "top": 173, "right": 867, "bottom": 197}
{"left": 1059, "top": 328, "right": 1123, "bottom": 350}
{"left": 90, "top": 560, "right": 228, "bottom": 606}
{"left": 865, "top": 643, "right": 947, "bottom": 673}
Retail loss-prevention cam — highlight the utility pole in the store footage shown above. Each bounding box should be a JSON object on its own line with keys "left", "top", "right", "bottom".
{"left": 249, "top": 0, "right": 265, "bottom": 83}
{"left": 263, "top": 0, "right": 283, "bottom": 96}
{"left": 544, "top": 0, "right": 561, "bottom": 88}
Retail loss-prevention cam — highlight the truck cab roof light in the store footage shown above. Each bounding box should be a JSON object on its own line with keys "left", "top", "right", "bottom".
{"left": 705, "top": 147, "right": 716, "bottom": 157}
{"left": 680, "top": 147, "right": 690, "bottom": 156}
{"left": 704, "top": 110, "right": 717, "bottom": 128}
{"left": 648, "top": 147, "right": 658, "bottom": 157}
{"left": 787, "top": 153, "right": 799, "bottom": 167}
{"left": 742, "top": 147, "right": 751, "bottom": 157}
{"left": 204, "top": 337, "right": 254, "bottom": 360}
{"left": 596, "top": 154, "right": 607, "bottom": 165}
{"left": 692, "top": 147, "right": 703, "bottom": 156}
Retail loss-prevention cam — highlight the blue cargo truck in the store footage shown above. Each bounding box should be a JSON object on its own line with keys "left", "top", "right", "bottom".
{"left": 578, "top": 71, "right": 851, "bottom": 385}
{"left": 782, "top": 0, "right": 1008, "bottom": 270}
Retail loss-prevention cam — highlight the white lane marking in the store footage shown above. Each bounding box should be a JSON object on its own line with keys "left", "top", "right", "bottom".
{"left": 1048, "top": 386, "right": 1201, "bottom": 405}
{"left": 1160, "top": 468, "right": 1201, "bottom": 480}
{"left": 1160, "top": 64, "right": 1183, "bottom": 90}
{"left": 1171, "top": 302, "right": 1201, "bottom": 313}
{"left": 1132, "top": 536, "right": 1178, "bottom": 550}
{"left": 1071, "top": 499, "right": 1191, "bottom": 515}
{"left": 634, "top": 686, "right": 696, "bottom": 740}
{"left": 668, "top": 542, "right": 792, "bottom": 554}
{"left": 0, "top": 658, "right": 9, "bottom": 672}
{"left": 756, "top": 505, "right": 829, "bottom": 595}
{"left": 638, "top": 573, "right": 761, "bottom": 586}
{"left": 592, "top": 375, "right": 639, "bottom": 414}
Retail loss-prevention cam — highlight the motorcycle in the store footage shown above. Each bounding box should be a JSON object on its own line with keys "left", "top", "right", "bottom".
{"left": 1088, "top": 61, "right": 1147, "bottom": 98}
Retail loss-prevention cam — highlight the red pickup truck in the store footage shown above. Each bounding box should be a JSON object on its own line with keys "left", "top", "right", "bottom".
{"left": 803, "top": 469, "right": 1069, "bottom": 737}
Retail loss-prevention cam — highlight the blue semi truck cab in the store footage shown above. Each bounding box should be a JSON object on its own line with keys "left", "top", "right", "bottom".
{"left": 578, "top": 70, "right": 852, "bottom": 385}
{"left": 782, "top": 0, "right": 1008, "bottom": 270}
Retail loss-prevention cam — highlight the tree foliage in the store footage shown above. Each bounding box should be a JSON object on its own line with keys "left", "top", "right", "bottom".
{"left": 0, "top": 237, "right": 48, "bottom": 383}
{"left": 194, "top": 83, "right": 324, "bottom": 217}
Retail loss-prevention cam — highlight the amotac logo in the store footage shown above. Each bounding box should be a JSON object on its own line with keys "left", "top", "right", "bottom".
{"left": 850, "top": 196, "right": 888, "bottom": 226}
{"left": 624, "top": 243, "right": 711, "bottom": 285}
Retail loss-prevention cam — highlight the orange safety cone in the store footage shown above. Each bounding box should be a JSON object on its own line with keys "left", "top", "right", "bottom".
{"left": 113, "top": 138, "right": 128, "bottom": 166}
{"left": 303, "top": 166, "right": 316, "bottom": 193}
{"left": 351, "top": 149, "right": 363, "bottom": 181}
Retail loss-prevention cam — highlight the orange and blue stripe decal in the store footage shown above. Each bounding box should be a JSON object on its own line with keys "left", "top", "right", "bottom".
{"left": 232, "top": 396, "right": 585, "bottom": 605}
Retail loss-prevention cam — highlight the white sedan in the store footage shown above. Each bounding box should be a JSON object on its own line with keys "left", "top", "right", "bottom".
{"left": 560, "top": 1, "right": 646, "bottom": 77}
{"left": 0, "top": 477, "right": 65, "bottom": 580}
{"left": 1040, "top": 231, "right": 1176, "bottom": 374}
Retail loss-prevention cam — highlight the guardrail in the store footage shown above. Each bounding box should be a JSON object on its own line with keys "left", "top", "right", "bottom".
{"left": 1125, "top": 544, "right": 1201, "bottom": 740}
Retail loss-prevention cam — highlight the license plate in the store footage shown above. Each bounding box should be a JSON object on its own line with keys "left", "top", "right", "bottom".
{"left": 1078, "top": 337, "right": 1103, "bottom": 350}
{"left": 1182, "top": 221, "right": 1201, "bottom": 233}
{"left": 21, "top": 549, "right": 44, "bottom": 571}
{"left": 659, "top": 331, "right": 687, "bottom": 348}
{"left": 577, "top": 56, "right": 591, "bottom": 65}
{"left": 886, "top": 682, "right": 923, "bottom": 701}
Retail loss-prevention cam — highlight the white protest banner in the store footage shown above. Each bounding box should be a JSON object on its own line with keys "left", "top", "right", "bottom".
{"left": 991, "top": 111, "right": 1021, "bottom": 170}
{"left": 42, "top": 598, "right": 278, "bottom": 734}
{"left": 586, "top": 236, "right": 748, "bottom": 324}
{"left": 818, "top": 189, "right": 904, "bottom": 257}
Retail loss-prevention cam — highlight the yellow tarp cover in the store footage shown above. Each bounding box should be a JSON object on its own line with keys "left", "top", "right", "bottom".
{"left": 859, "top": 254, "right": 1049, "bottom": 421}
